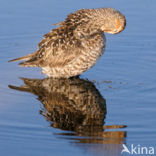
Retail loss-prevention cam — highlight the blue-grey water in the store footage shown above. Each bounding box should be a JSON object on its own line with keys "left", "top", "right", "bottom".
{"left": 0, "top": 0, "right": 156, "bottom": 156}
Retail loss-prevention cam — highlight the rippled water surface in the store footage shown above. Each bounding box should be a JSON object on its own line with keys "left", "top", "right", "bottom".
{"left": 0, "top": 0, "right": 156, "bottom": 156}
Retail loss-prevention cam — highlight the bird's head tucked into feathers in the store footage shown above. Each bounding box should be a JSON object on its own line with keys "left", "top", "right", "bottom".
{"left": 98, "top": 8, "right": 126, "bottom": 34}
{"left": 60, "top": 8, "right": 126, "bottom": 39}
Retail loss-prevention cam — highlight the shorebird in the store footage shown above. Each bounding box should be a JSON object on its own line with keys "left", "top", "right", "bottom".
{"left": 9, "top": 8, "right": 126, "bottom": 78}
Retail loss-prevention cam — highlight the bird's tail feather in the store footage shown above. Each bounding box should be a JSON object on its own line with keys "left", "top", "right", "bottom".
{"left": 8, "top": 52, "right": 37, "bottom": 63}
{"left": 19, "top": 58, "right": 38, "bottom": 67}
{"left": 8, "top": 52, "right": 38, "bottom": 67}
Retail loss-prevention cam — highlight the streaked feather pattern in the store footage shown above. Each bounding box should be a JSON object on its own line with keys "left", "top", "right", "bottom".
{"left": 9, "top": 8, "right": 126, "bottom": 78}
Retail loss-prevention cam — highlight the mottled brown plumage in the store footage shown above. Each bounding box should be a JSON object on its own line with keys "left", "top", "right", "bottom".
{"left": 9, "top": 8, "right": 126, "bottom": 78}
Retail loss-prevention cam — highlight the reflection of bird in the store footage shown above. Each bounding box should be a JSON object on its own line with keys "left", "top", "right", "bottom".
{"left": 9, "top": 77, "right": 126, "bottom": 139}
{"left": 9, "top": 77, "right": 106, "bottom": 133}
{"left": 9, "top": 8, "right": 126, "bottom": 78}
{"left": 9, "top": 77, "right": 127, "bottom": 156}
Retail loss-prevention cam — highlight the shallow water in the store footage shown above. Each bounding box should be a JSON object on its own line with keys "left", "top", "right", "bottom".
{"left": 0, "top": 0, "right": 156, "bottom": 156}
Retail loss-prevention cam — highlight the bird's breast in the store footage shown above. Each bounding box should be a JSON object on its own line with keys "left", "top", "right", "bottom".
{"left": 42, "top": 33, "right": 105, "bottom": 78}
{"left": 68, "top": 33, "right": 106, "bottom": 74}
